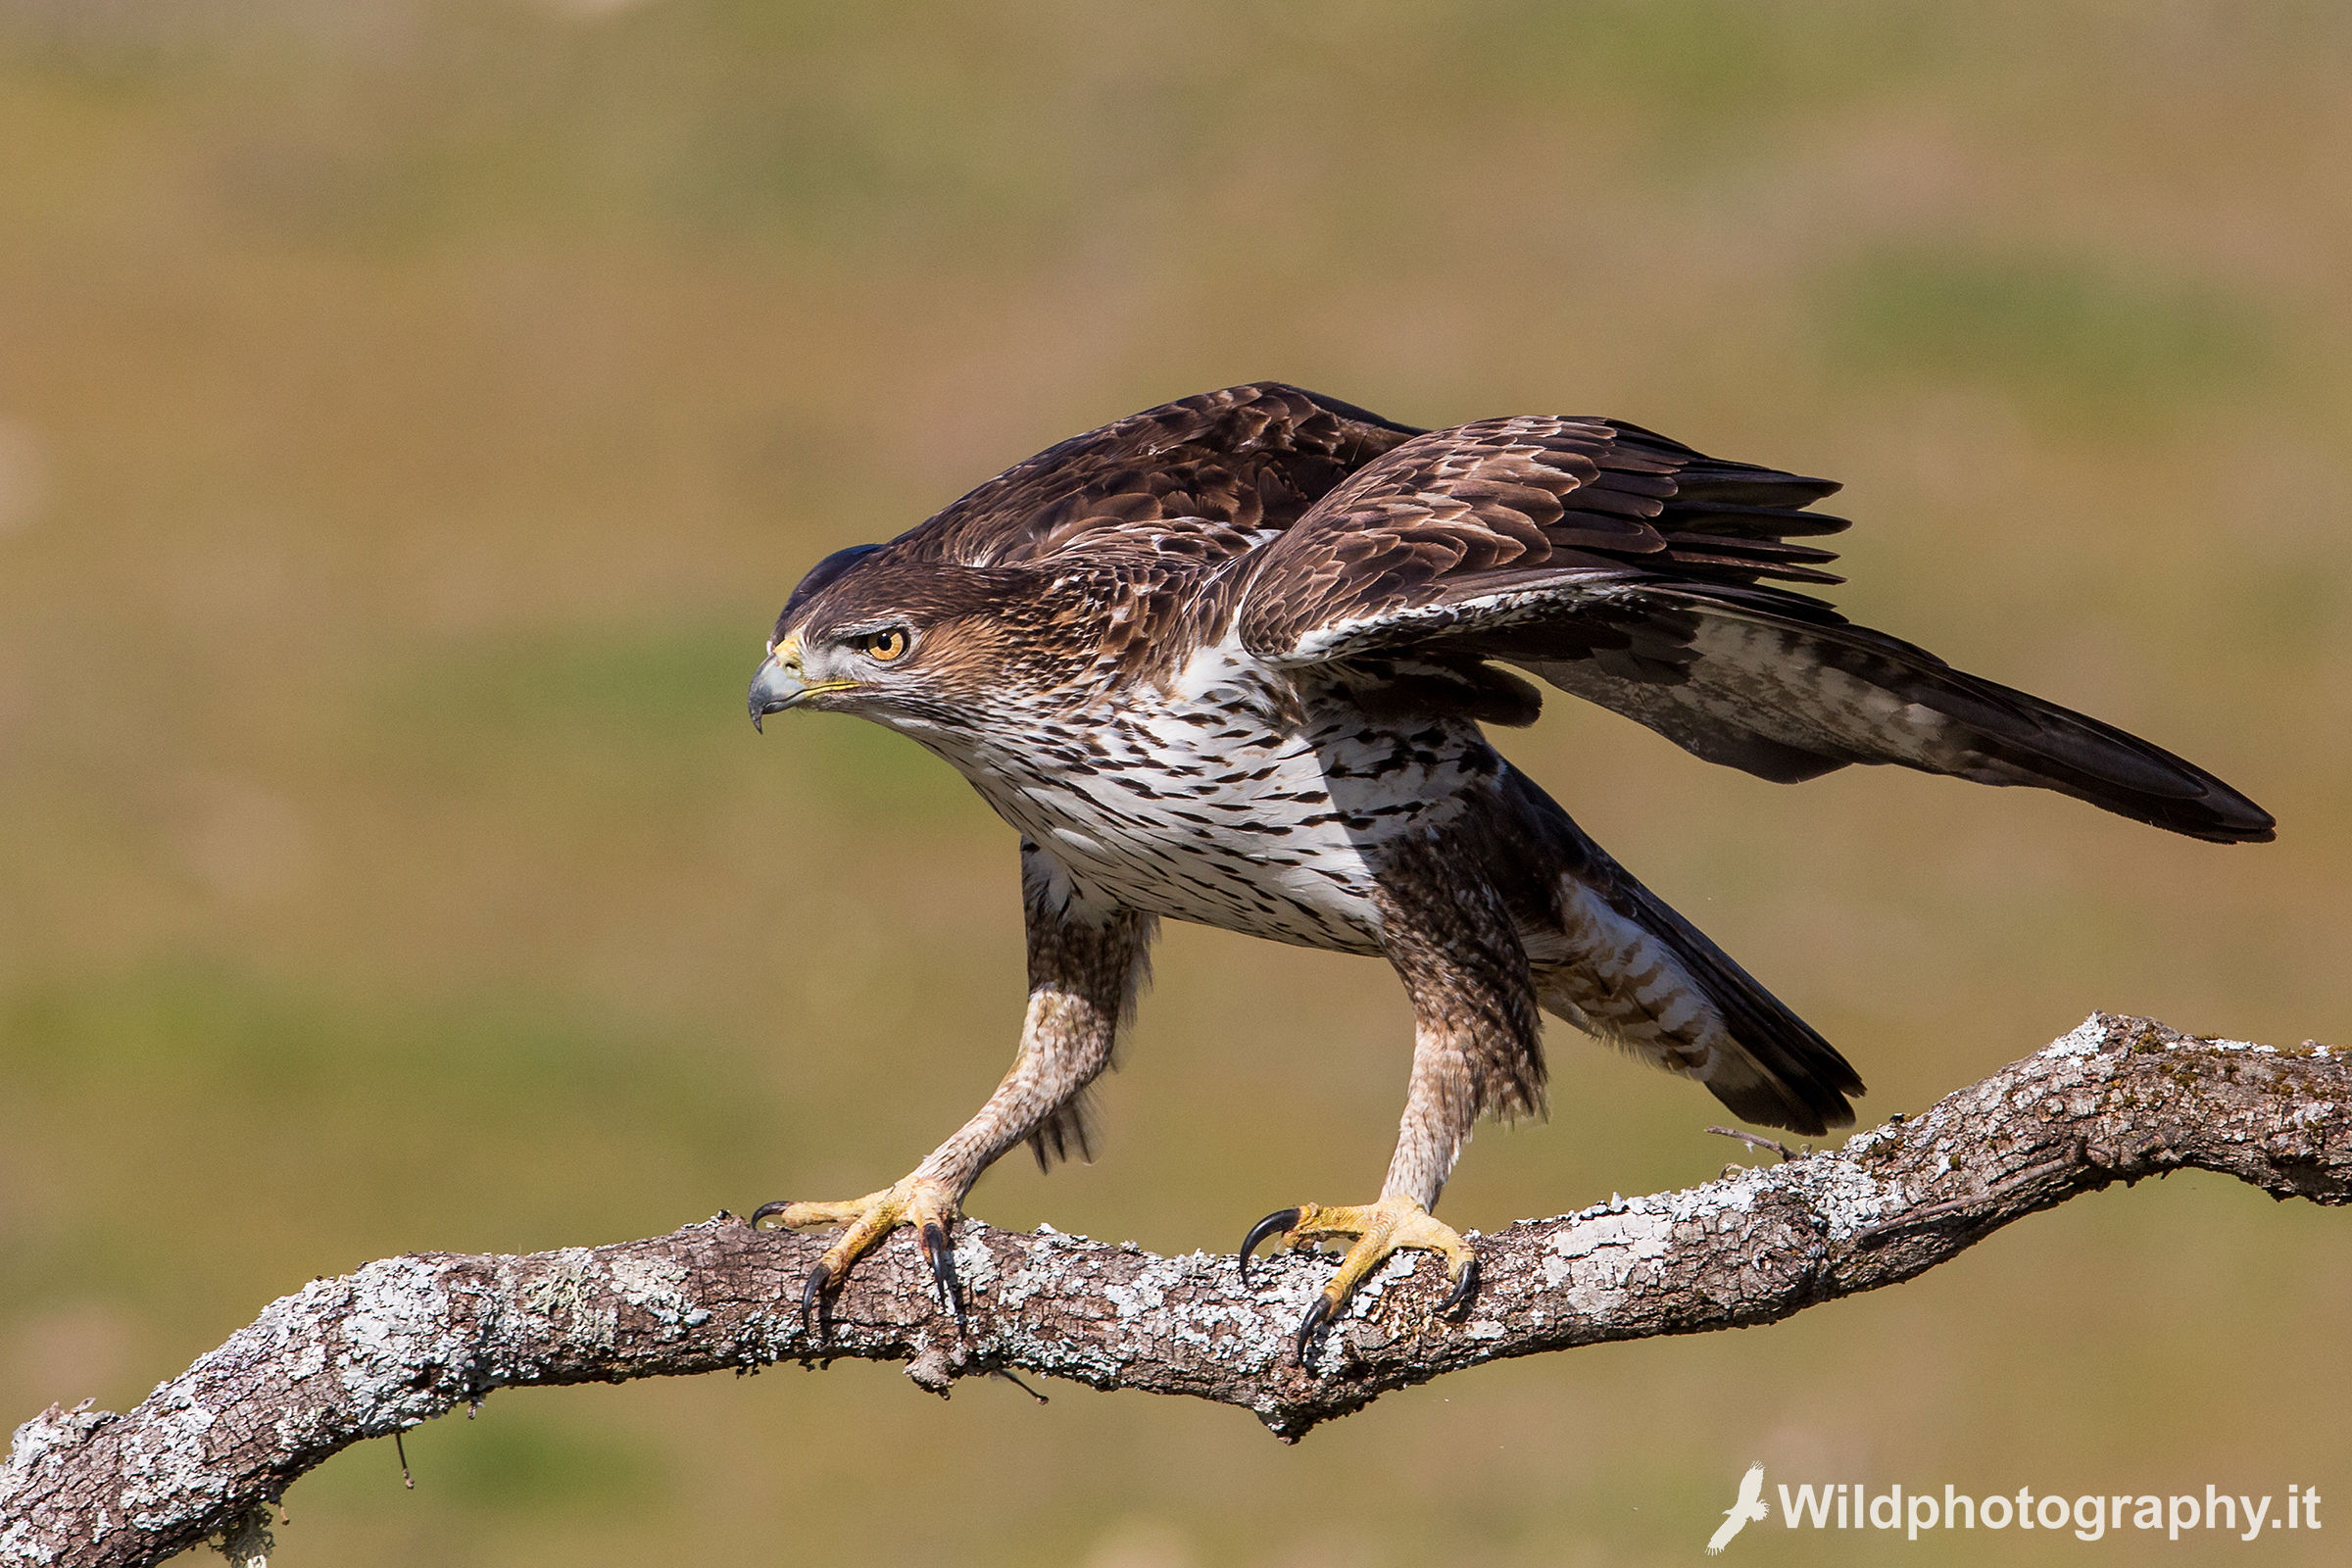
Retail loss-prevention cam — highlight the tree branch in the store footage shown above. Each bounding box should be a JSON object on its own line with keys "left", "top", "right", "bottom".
{"left": 6, "top": 1013, "right": 2346, "bottom": 1567}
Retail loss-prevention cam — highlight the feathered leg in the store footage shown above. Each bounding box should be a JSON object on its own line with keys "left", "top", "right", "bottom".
{"left": 756, "top": 846, "right": 1153, "bottom": 1325}
{"left": 1242, "top": 831, "right": 1544, "bottom": 1360}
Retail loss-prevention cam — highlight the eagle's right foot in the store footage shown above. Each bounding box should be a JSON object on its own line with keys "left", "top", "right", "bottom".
{"left": 1239, "top": 1196, "right": 1477, "bottom": 1363}
{"left": 751, "top": 1174, "right": 961, "bottom": 1331}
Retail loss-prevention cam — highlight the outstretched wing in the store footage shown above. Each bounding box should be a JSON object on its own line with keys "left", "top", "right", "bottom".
{"left": 1236, "top": 417, "right": 2274, "bottom": 844}
{"left": 1236, "top": 415, "right": 1848, "bottom": 662}
{"left": 897, "top": 383, "right": 1422, "bottom": 568}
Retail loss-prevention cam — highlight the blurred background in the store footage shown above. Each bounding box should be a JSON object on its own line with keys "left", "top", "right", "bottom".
{"left": 1, "top": 2, "right": 2346, "bottom": 1564}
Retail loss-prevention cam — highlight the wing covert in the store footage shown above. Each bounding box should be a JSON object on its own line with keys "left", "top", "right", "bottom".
{"left": 898, "top": 383, "right": 1422, "bottom": 568}
{"left": 1234, "top": 416, "right": 1846, "bottom": 662}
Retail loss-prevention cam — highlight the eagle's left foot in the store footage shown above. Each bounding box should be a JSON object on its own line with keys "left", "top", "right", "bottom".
{"left": 1239, "top": 1196, "right": 1477, "bottom": 1363}
{"left": 750, "top": 1175, "right": 961, "bottom": 1331}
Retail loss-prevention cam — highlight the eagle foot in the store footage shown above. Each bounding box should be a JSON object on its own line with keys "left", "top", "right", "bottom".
{"left": 1238, "top": 1196, "right": 1477, "bottom": 1364}
{"left": 751, "top": 1176, "right": 962, "bottom": 1333}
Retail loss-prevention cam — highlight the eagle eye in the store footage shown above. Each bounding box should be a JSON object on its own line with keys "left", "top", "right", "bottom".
{"left": 856, "top": 627, "right": 910, "bottom": 662}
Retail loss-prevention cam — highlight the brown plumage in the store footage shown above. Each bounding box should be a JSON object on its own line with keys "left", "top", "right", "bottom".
{"left": 747, "top": 383, "right": 2273, "bottom": 1347}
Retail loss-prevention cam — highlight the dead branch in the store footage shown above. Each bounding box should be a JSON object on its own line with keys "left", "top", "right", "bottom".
{"left": 4, "top": 1013, "right": 2345, "bottom": 1568}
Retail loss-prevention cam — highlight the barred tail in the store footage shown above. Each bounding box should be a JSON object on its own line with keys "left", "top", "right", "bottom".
{"left": 1496, "top": 771, "right": 1862, "bottom": 1135}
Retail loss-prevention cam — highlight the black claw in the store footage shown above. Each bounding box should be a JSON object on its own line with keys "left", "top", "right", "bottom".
{"left": 1436, "top": 1256, "right": 1479, "bottom": 1317}
{"left": 750, "top": 1200, "right": 793, "bottom": 1229}
{"left": 800, "top": 1262, "right": 831, "bottom": 1337}
{"left": 1291, "top": 1296, "right": 1333, "bottom": 1365}
{"left": 920, "top": 1221, "right": 962, "bottom": 1318}
{"left": 1239, "top": 1207, "right": 1301, "bottom": 1285}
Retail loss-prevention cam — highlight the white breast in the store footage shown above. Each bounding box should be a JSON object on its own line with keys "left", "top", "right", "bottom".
{"left": 919, "top": 640, "right": 1494, "bottom": 955}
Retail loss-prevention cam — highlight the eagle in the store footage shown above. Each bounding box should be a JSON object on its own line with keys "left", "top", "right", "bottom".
{"left": 746, "top": 383, "right": 2271, "bottom": 1353}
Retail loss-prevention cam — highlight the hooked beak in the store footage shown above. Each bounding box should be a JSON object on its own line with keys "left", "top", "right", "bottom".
{"left": 750, "top": 633, "right": 858, "bottom": 730}
{"left": 748, "top": 652, "right": 806, "bottom": 731}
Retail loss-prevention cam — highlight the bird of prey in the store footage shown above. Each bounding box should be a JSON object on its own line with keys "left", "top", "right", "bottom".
{"left": 1709, "top": 1463, "right": 1771, "bottom": 1554}
{"left": 746, "top": 383, "right": 2271, "bottom": 1352}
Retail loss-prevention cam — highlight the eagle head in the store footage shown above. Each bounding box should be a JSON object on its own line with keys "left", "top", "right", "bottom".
{"left": 749, "top": 542, "right": 1024, "bottom": 731}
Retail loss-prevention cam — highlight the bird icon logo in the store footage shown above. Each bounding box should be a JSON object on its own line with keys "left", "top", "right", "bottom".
{"left": 1707, "top": 1463, "right": 1769, "bottom": 1554}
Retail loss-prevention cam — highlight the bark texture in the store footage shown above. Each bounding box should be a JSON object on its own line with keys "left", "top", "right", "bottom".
{"left": 5, "top": 1013, "right": 2346, "bottom": 1567}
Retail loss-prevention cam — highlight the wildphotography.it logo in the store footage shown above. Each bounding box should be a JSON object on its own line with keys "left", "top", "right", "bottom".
{"left": 1706, "top": 1465, "right": 2324, "bottom": 1552}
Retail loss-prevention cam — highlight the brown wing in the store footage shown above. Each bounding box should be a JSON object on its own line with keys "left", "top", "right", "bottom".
{"left": 897, "top": 383, "right": 1423, "bottom": 568}
{"left": 1234, "top": 415, "right": 1846, "bottom": 662}
{"left": 1236, "top": 418, "right": 2274, "bottom": 845}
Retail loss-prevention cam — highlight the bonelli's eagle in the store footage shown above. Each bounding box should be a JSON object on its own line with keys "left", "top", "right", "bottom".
{"left": 747, "top": 383, "right": 2270, "bottom": 1352}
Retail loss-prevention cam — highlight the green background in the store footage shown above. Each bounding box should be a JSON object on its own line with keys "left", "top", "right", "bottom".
{"left": 1, "top": 3, "right": 2345, "bottom": 1564}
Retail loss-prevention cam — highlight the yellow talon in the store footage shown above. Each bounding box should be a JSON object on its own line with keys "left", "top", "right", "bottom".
{"left": 751, "top": 1175, "right": 962, "bottom": 1328}
{"left": 1240, "top": 1195, "right": 1478, "bottom": 1362}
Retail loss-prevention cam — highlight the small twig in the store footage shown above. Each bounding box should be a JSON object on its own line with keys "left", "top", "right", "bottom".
{"left": 1704, "top": 1125, "right": 1799, "bottom": 1162}
{"left": 990, "top": 1369, "right": 1051, "bottom": 1404}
